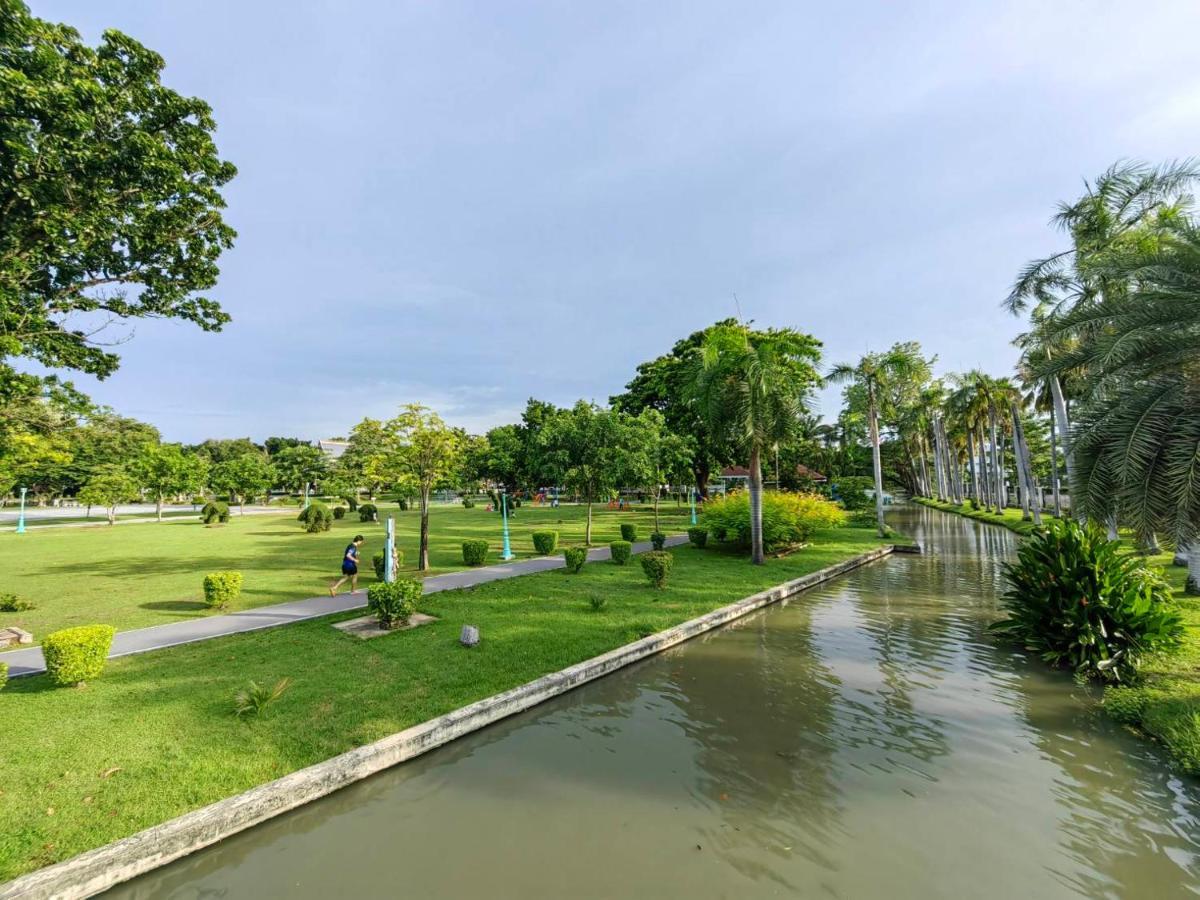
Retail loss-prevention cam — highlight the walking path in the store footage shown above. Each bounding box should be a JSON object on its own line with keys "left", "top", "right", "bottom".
{"left": 0, "top": 506, "right": 279, "bottom": 533}
{"left": 0, "top": 535, "right": 687, "bottom": 678}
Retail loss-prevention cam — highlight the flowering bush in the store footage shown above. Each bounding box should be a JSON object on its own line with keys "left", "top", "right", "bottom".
{"left": 702, "top": 491, "right": 846, "bottom": 551}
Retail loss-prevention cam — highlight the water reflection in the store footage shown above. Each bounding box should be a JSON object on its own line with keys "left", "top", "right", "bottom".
{"left": 108, "top": 505, "right": 1200, "bottom": 899}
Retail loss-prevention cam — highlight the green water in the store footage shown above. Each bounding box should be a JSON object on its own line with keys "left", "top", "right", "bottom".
{"left": 108, "top": 506, "right": 1200, "bottom": 898}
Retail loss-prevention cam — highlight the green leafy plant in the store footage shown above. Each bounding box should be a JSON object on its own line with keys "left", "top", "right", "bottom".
{"left": 367, "top": 578, "right": 422, "bottom": 629}
{"left": 333, "top": 506, "right": 346, "bottom": 520}
{"left": 650, "top": 532, "right": 666, "bottom": 550}
{"left": 609, "top": 540, "right": 632, "bottom": 565}
{"left": 359, "top": 503, "right": 378, "bottom": 522}
{"left": 343, "top": 495, "right": 359, "bottom": 512}
{"left": 372, "top": 549, "right": 404, "bottom": 580}
{"left": 0, "top": 593, "right": 34, "bottom": 612}
{"left": 202, "top": 571, "right": 243, "bottom": 610}
{"left": 991, "top": 520, "right": 1183, "bottom": 682}
{"left": 620, "top": 523, "right": 638, "bottom": 542}
{"left": 461, "top": 497, "right": 476, "bottom": 508}
{"left": 233, "top": 678, "right": 291, "bottom": 719}
{"left": 398, "top": 499, "right": 409, "bottom": 512}
{"left": 297, "top": 501, "right": 332, "bottom": 533}
{"left": 532, "top": 530, "right": 559, "bottom": 555}
{"left": 462, "top": 539, "right": 489, "bottom": 566}
{"left": 831, "top": 476, "right": 874, "bottom": 511}
{"left": 0, "top": 661, "right": 6, "bottom": 691}
{"left": 42, "top": 625, "right": 116, "bottom": 687}
{"left": 588, "top": 595, "right": 607, "bottom": 612}
{"left": 687, "top": 527, "right": 708, "bottom": 549}
{"left": 563, "top": 547, "right": 587, "bottom": 573}
{"left": 640, "top": 551, "right": 673, "bottom": 589}
{"left": 702, "top": 491, "right": 846, "bottom": 551}
{"left": 200, "top": 500, "right": 230, "bottom": 525}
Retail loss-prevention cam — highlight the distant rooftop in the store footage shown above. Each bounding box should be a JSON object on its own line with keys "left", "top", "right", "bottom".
{"left": 317, "top": 440, "right": 349, "bottom": 459}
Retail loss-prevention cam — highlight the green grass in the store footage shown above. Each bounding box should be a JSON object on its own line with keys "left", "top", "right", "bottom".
{"left": 913, "top": 496, "right": 1049, "bottom": 535}
{"left": 0, "top": 502, "right": 691, "bottom": 638}
{"left": 0, "top": 525, "right": 887, "bottom": 881}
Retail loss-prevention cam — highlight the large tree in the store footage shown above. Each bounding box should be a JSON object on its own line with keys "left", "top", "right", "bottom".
{"left": 270, "top": 444, "right": 327, "bottom": 494}
{"left": 134, "top": 444, "right": 208, "bottom": 520}
{"left": 210, "top": 452, "right": 273, "bottom": 513}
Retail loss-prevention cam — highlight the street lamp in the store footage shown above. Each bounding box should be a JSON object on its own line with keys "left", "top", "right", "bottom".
{"left": 689, "top": 485, "right": 697, "bottom": 526}
{"left": 384, "top": 516, "right": 396, "bottom": 583}
{"left": 500, "top": 489, "right": 514, "bottom": 561}
{"left": 16, "top": 487, "right": 27, "bottom": 534}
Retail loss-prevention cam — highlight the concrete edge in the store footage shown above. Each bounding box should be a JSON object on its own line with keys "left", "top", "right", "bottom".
{"left": 0, "top": 543, "right": 896, "bottom": 900}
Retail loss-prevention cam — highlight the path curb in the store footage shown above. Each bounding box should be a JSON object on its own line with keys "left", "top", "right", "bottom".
{"left": 0, "top": 543, "right": 896, "bottom": 900}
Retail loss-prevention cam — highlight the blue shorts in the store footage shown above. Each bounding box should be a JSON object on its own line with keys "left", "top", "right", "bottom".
{"left": 342, "top": 562, "right": 358, "bottom": 576}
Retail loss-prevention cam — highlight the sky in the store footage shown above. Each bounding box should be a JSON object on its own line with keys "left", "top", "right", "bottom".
{"left": 32, "top": 0, "right": 1200, "bottom": 443}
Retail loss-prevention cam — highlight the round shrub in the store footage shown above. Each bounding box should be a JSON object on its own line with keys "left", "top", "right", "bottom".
{"left": 563, "top": 547, "right": 587, "bottom": 573}
{"left": 367, "top": 577, "right": 422, "bottom": 629}
{"left": 0, "top": 661, "right": 7, "bottom": 692}
{"left": 650, "top": 532, "right": 666, "bottom": 551}
{"left": 359, "top": 503, "right": 379, "bottom": 523}
{"left": 461, "top": 497, "right": 476, "bottom": 508}
{"left": 609, "top": 540, "right": 632, "bottom": 565}
{"left": 620, "top": 523, "right": 638, "bottom": 542}
{"left": 201, "top": 500, "right": 230, "bottom": 525}
{"left": 373, "top": 549, "right": 405, "bottom": 580}
{"left": 532, "top": 530, "right": 559, "bottom": 555}
{"left": 640, "top": 551, "right": 673, "bottom": 589}
{"left": 42, "top": 625, "right": 116, "bottom": 686}
{"left": 702, "top": 491, "right": 846, "bottom": 551}
{"left": 342, "top": 495, "right": 358, "bottom": 512}
{"left": 462, "top": 539, "right": 490, "bottom": 566}
{"left": 992, "top": 520, "right": 1183, "bottom": 682}
{"left": 203, "top": 571, "right": 243, "bottom": 610}
{"left": 298, "top": 501, "right": 332, "bottom": 533}
{"left": 687, "top": 527, "right": 708, "bottom": 549}
{"left": 0, "top": 592, "right": 34, "bottom": 612}
{"left": 333, "top": 506, "right": 346, "bottom": 520}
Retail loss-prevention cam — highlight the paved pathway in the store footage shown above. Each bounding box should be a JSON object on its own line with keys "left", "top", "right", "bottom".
{"left": 0, "top": 535, "right": 687, "bottom": 677}
{"left": 0, "top": 506, "right": 279, "bottom": 532}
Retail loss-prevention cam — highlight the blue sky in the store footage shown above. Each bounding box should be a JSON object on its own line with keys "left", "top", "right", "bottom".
{"left": 35, "top": 0, "right": 1200, "bottom": 442}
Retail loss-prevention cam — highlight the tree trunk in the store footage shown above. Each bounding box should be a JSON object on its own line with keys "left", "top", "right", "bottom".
{"left": 1174, "top": 541, "right": 1190, "bottom": 566}
{"left": 931, "top": 422, "right": 945, "bottom": 501}
{"left": 586, "top": 499, "right": 593, "bottom": 545}
{"left": 1049, "top": 411, "right": 1062, "bottom": 518}
{"left": 653, "top": 489, "right": 660, "bottom": 533}
{"left": 749, "top": 445, "right": 765, "bottom": 565}
{"left": 156, "top": 495, "right": 163, "bottom": 522}
{"left": 694, "top": 460, "right": 710, "bottom": 500}
{"left": 418, "top": 487, "right": 431, "bottom": 571}
{"left": 967, "top": 428, "right": 979, "bottom": 504}
{"left": 869, "top": 397, "right": 886, "bottom": 537}
{"left": 1188, "top": 545, "right": 1200, "bottom": 594}
{"left": 1106, "top": 515, "right": 1119, "bottom": 541}
{"left": 918, "top": 441, "right": 931, "bottom": 498}
{"left": 988, "top": 410, "right": 1002, "bottom": 511}
{"left": 1048, "top": 372, "right": 1073, "bottom": 487}
{"left": 1141, "top": 533, "right": 1161, "bottom": 555}
{"left": 1010, "top": 402, "right": 1041, "bottom": 525}
{"left": 107, "top": 504, "right": 116, "bottom": 526}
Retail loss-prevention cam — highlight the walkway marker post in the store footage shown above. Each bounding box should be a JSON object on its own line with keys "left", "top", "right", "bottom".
{"left": 16, "top": 486, "right": 27, "bottom": 534}
{"left": 384, "top": 516, "right": 395, "bottom": 583}
{"left": 303, "top": 483, "right": 310, "bottom": 511}
{"left": 501, "top": 490, "right": 514, "bottom": 561}
{"left": 689, "top": 486, "right": 697, "bottom": 526}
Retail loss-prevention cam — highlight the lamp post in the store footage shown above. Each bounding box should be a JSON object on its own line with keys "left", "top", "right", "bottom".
{"left": 689, "top": 485, "right": 697, "bottom": 526}
{"left": 303, "top": 483, "right": 310, "bottom": 510}
{"left": 500, "top": 489, "right": 514, "bottom": 561}
{"left": 16, "top": 487, "right": 27, "bottom": 534}
{"left": 384, "top": 516, "right": 396, "bottom": 583}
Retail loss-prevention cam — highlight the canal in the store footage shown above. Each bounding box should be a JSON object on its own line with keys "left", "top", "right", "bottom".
{"left": 109, "top": 505, "right": 1200, "bottom": 898}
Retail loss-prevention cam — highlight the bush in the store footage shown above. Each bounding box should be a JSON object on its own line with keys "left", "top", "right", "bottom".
{"left": 359, "top": 503, "right": 378, "bottom": 522}
{"left": 398, "top": 499, "right": 409, "bottom": 512}
{"left": 234, "top": 678, "right": 290, "bottom": 719}
{"left": 609, "top": 540, "right": 632, "bottom": 565}
{"left": 42, "top": 625, "right": 116, "bottom": 686}
{"left": 298, "top": 501, "right": 332, "bottom": 533}
{"left": 342, "top": 495, "right": 358, "bottom": 512}
{"left": 589, "top": 595, "right": 607, "bottom": 612}
{"left": 367, "top": 577, "right": 422, "bottom": 629}
{"left": 991, "top": 520, "right": 1184, "bottom": 682}
{"left": 831, "top": 477, "right": 874, "bottom": 511}
{"left": 650, "top": 532, "right": 666, "bottom": 551}
{"left": 563, "top": 547, "right": 587, "bottom": 573}
{"left": 462, "top": 539, "right": 490, "bottom": 566}
{"left": 640, "top": 551, "right": 673, "bottom": 589}
{"left": 620, "top": 523, "right": 638, "bottom": 542}
{"left": 333, "top": 506, "right": 346, "bottom": 520}
{"left": 461, "top": 497, "right": 476, "bottom": 508}
{"left": 0, "top": 661, "right": 6, "bottom": 691}
{"left": 532, "top": 530, "right": 559, "bottom": 555}
{"left": 0, "top": 593, "right": 34, "bottom": 612}
{"left": 202, "top": 571, "right": 243, "bottom": 610}
{"left": 687, "top": 527, "right": 708, "bottom": 549}
{"left": 702, "top": 491, "right": 847, "bottom": 551}
{"left": 201, "top": 500, "right": 230, "bottom": 525}
{"left": 372, "top": 549, "right": 404, "bottom": 580}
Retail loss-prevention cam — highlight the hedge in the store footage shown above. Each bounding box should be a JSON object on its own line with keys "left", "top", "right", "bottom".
{"left": 42, "top": 625, "right": 116, "bottom": 686}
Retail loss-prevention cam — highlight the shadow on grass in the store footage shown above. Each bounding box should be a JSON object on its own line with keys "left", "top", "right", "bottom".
{"left": 141, "top": 600, "right": 209, "bottom": 613}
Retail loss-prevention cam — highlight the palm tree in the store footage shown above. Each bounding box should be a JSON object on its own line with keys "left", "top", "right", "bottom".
{"left": 828, "top": 345, "right": 929, "bottom": 536}
{"left": 690, "top": 323, "right": 822, "bottom": 564}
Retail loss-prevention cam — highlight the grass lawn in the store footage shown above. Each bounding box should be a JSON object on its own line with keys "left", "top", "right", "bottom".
{"left": 0, "top": 502, "right": 692, "bottom": 639}
{"left": 0, "top": 524, "right": 888, "bottom": 882}
{"left": 913, "top": 496, "right": 1047, "bottom": 535}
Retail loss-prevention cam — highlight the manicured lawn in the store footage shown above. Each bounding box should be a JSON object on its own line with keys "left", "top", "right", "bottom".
{"left": 0, "top": 525, "right": 888, "bottom": 882}
{"left": 913, "top": 496, "right": 1047, "bottom": 535}
{"left": 0, "top": 502, "right": 692, "bottom": 638}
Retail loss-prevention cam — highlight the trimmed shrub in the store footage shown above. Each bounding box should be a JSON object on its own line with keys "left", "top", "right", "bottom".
{"left": 702, "top": 491, "right": 846, "bottom": 551}
{"left": 650, "top": 532, "right": 666, "bottom": 550}
{"left": 461, "top": 497, "right": 476, "bottom": 508}
{"left": 42, "top": 625, "right": 116, "bottom": 686}
{"left": 0, "top": 593, "right": 34, "bottom": 612}
{"left": 620, "top": 523, "right": 638, "bottom": 542}
{"left": 298, "top": 501, "right": 332, "bottom": 533}
{"left": 201, "top": 500, "right": 230, "bottom": 525}
{"left": 609, "top": 540, "right": 632, "bottom": 565}
{"left": 0, "top": 661, "right": 6, "bottom": 691}
{"left": 563, "top": 547, "right": 587, "bottom": 573}
{"left": 202, "top": 571, "right": 243, "bottom": 610}
{"left": 398, "top": 499, "right": 409, "bottom": 512}
{"left": 333, "top": 506, "right": 346, "bottom": 520}
{"left": 367, "top": 577, "right": 422, "bottom": 629}
{"left": 992, "top": 520, "right": 1183, "bottom": 682}
{"left": 532, "top": 530, "right": 559, "bottom": 555}
{"left": 462, "top": 539, "right": 490, "bottom": 566}
{"left": 372, "top": 549, "right": 404, "bottom": 580}
{"left": 359, "top": 503, "right": 379, "bottom": 522}
{"left": 687, "top": 527, "right": 708, "bottom": 549}
{"left": 640, "top": 551, "right": 673, "bottom": 589}
{"left": 342, "top": 495, "right": 359, "bottom": 512}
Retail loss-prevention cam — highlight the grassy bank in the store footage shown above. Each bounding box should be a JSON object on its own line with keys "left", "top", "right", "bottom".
{"left": 0, "top": 525, "right": 888, "bottom": 882}
{"left": 0, "top": 502, "right": 689, "bottom": 638}
{"left": 912, "top": 496, "right": 1047, "bottom": 535}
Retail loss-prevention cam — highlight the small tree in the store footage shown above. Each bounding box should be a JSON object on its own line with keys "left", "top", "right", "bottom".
{"left": 210, "top": 452, "right": 273, "bottom": 513}
{"left": 134, "top": 444, "right": 208, "bottom": 521}
{"left": 270, "top": 444, "right": 327, "bottom": 495}
{"left": 78, "top": 469, "right": 139, "bottom": 524}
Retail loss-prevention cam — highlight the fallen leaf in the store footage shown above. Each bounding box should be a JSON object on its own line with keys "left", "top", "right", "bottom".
{"left": 100, "top": 767, "right": 121, "bottom": 779}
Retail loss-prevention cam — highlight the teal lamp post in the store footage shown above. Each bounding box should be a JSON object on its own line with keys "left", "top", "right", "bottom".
{"left": 500, "top": 490, "right": 514, "bottom": 561}
{"left": 303, "top": 482, "right": 310, "bottom": 510}
{"left": 16, "top": 487, "right": 27, "bottom": 534}
{"left": 689, "top": 486, "right": 697, "bottom": 526}
{"left": 384, "top": 516, "right": 396, "bottom": 583}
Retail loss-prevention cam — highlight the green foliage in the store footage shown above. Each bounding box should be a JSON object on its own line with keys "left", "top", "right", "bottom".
{"left": 650, "top": 532, "right": 666, "bottom": 550}
{"left": 343, "top": 495, "right": 358, "bottom": 512}
{"left": 367, "top": 578, "right": 422, "bottom": 629}
{"left": 991, "top": 520, "right": 1184, "bottom": 682}
{"left": 270, "top": 445, "right": 327, "bottom": 493}
{"left": 609, "top": 540, "right": 632, "bottom": 565}
{"left": 563, "top": 547, "right": 587, "bottom": 573}
{"left": 133, "top": 444, "right": 208, "bottom": 516}
{"left": 42, "top": 625, "right": 116, "bottom": 686}
{"left": 639, "top": 551, "right": 674, "bottom": 588}
{"left": 832, "top": 476, "right": 874, "bottom": 511}
{"left": 687, "top": 527, "right": 708, "bottom": 548}
{"left": 703, "top": 491, "right": 847, "bottom": 551}
{"left": 77, "top": 469, "right": 139, "bottom": 523}
{"left": 588, "top": 595, "right": 607, "bottom": 612}
{"left": 201, "top": 500, "right": 230, "bottom": 525}
{"left": 461, "top": 497, "right": 475, "bottom": 508}
{"left": 0, "top": 661, "right": 6, "bottom": 692}
{"left": 297, "top": 502, "right": 332, "bottom": 533}
{"left": 202, "top": 571, "right": 242, "bottom": 610}
{"left": 371, "top": 549, "right": 405, "bottom": 581}
{"left": 461, "top": 539, "right": 489, "bottom": 566}
{"left": 332, "top": 506, "right": 346, "bottom": 520}
{"left": 233, "top": 678, "right": 290, "bottom": 719}
{"left": 210, "top": 453, "right": 273, "bottom": 508}
{"left": 620, "top": 523, "right": 638, "bottom": 542}
{"left": 359, "top": 503, "right": 378, "bottom": 523}
{"left": 532, "top": 530, "right": 559, "bottom": 554}
{"left": 0, "top": 593, "right": 34, "bottom": 612}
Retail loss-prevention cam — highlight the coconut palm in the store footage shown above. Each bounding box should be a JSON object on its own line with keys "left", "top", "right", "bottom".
{"left": 689, "top": 323, "right": 822, "bottom": 564}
